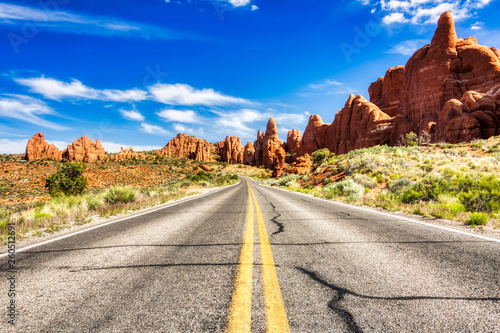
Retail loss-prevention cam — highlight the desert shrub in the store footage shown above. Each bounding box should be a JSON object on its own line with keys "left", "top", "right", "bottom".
{"left": 45, "top": 162, "right": 88, "bottom": 197}
{"left": 85, "top": 194, "right": 102, "bottom": 211}
{"left": 277, "top": 174, "right": 302, "bottom": 187}
{"left": 437, "top": 194, "right": 465, "bottom": 215}
{"left": 349, "top": 173, "right": 377, "bottom": 189}
{"left": 404, "top": 132, "right": 418, "bottom": 147}
{"left": 312, "top": 148, "right": 331, "bottom": 165}
{"left": 104, "top": 187, "right": 138, "bottom": 204}
{"left": 325, "top": 179, "right": 365, "bottom": 199}
{"left": 466, "top": 212, "right": 488, "bottom": 226}
{"left": 388, "top": 177, "right": 413, "bottom": 194}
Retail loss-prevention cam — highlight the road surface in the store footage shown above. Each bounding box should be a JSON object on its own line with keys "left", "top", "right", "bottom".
{"left": 1, "top": 177, "right": 499, "bottom": 332}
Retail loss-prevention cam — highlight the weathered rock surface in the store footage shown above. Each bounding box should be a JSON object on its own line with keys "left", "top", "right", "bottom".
{"left": 326, "top": 95, "right": 394, "bottom": 154}
{"left": 243, "top": 142, "right": 256, "bottom": 166}
{"left": 24, "top": 133, "right": 63, "bottom": 161}
{"left": 368, "top": 65, "right": 405, "bottom": 117}
{"left": 386, "top": 11, "right": 500, "bottom": 144}
{"left": 214, "top": 136, "right": 244, "bottom": 164}
{"left": 255, "top": 118, "right": 286, "bottom": 177}
{"left": 63, "top": 136, "right": 106, "bottom": 163}
{"left": 286, "top": 129, "right": 302, "bottom": 156}
{"left": 114, "top": 147, "right": 138, "bottom": 161}
{"left": 288, "top": 155, "right": 313, "bottom": 175}
{"left": 157, "top": 133, "right": 212, "bottom": 162}
{"left": 298, "top": 115, "right": 329, "bottom": 156}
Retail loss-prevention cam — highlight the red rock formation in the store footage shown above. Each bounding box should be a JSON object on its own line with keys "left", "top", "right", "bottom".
{"left": 243, "top": 142, "right": 255, "bottom": 166}
{"left": 254, "top": 118, "right": 286, "bottom": 177}
{"left": 63, "top": 136, "right": 106, "bottom": 163}
{"left": 286, "top": 129, "right": 302, "bottom": 156}
{"left": 388, "top": 11, "right": 500, "bottom": 143}
{"left": 24, "top": 132, "right": 62, "bottom": 161}
{"left": 214, "top": 136, "right": 244, "bottom": 164}
{"left": 157, "top": 133, "right": 212, "bottom": 162}
{"left": 298, "top": 115, "right": 329, "bottom": 156}
{"left": 326, "top": 95, "right": 394, "bottom": 154}
{"left": 114, "top": 147, "right": 138, "bottom": 161}
{"left": 368, "top": 66, "right": 405, "bottom": 117}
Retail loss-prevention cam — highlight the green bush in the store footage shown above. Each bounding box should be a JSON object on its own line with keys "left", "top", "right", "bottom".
{"left": 45, "top": 162, "right": 88, "bottom": 197}
{"left": 325, "top": 179, "right": 365, "bottom": 199}
{"left": 104, "top": 187, "right": 137, "bottom": 204}
{"left": 312, "top": 148, "right": 331, "bottom": 165}
{"left": 467, "top": 212, "right": 488, "bottom": 226}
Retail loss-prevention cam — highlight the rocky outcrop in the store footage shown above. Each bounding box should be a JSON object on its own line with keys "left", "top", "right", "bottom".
{"left": 243, "top": 142, "right": 256, "bottom": 165}
{"left": 288, "top": 155, "right": 313, "bottom": 175}
{"left": 368, "top": 66, "right": 405, "bottom": 117}
{"left": 298, "top": 115, "right": 329, "bottom": 156}
{"left": 326, "top": 95, "right": 394, "bottom": 154}
{"left": 386, "top": 11, "right": 500, "bottom": 144}
{"left": 114, "top": 147, "right": 138, "bottom": 161}
{"left": 286, "top": 129, "right": 302, "bottom": 156}
{"left": 63, "top": 136, "right": 106, "bottom": 163}
{"left": 255, "top": 118, "right": 286, "bottom": 177}
{"left": 157, "top": 133, "right": 212, "bottom": 162}
{"left": 24, "top": 132, "right": 63, "bottom": 161}
{"left": 214, "top": 136, "right": 244, "bottom": 164}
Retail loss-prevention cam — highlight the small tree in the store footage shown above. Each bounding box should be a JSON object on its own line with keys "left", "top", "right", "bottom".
{"left": 45, "top": 162, "right": 88, "bottom": 196}
{"left": 312, "top": 148, "right": 331, "bottom": 165}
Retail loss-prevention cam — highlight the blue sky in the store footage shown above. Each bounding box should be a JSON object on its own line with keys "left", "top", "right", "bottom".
{"left": 1, "top": 0, "right": 499, "bottom": 153}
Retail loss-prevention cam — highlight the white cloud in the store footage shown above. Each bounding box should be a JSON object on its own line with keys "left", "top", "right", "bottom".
{"left": 14, "top": 76, "right": 148, "bottom": 102}
{"left": 150, "top": 83, "right": 253, "bottom": 106}
{"left": 386, "top": 39, "right": 427, "bottom": 56}
{"left": 119, "top": 109, "right": 145, "bottom": 121}
{"left": 157, "top": 109, "right": 201, "bottom": 123}
{"left": 0, "top": 138, "right": 30, "bottom": 154}
{"left": 0, "top": 3, "right": 192, "bottom": 41}
{"left": 0, "top": 95, "right": 67, "bottom": 130}
{"left": 471, "top": 21, "right": 483, "bottom": 30}
{"left": 227, "top": 0, "right": 251, "bottom": 7}
{"left": 100, "top": 141, "right": 162, "bottom": 153}
{"left": 251, "top": 5, "right": 259, "bottom": 11}
{"left": 140, "top": 123, "right": 170, "bottom": 136}
{"left": 172, "top": 123, "right": 205, "bottom": 136}
{"left": 308, "top": 79, "right": 344, "bottom": 90}
{"left": 358, "top": 0, "right": 493, "bottom": 25}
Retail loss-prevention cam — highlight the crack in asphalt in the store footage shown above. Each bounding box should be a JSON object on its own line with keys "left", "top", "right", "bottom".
{"left": 297, "top": 267, "right": 364, "bottom": 333}
{"left": 298, "top": 267, "right": 500, "bottom": 332}
{"left": 269, "top": 202, "right": 284, "bottom": 235}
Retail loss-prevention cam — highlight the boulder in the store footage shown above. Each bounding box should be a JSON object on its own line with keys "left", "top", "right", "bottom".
{"left": 24, "top": 132, "right": 62, "bottom": 161}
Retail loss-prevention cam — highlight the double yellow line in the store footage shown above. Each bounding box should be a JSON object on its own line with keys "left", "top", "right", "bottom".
{"left": 227, "top": 182, "right": 290, "bottom": 332}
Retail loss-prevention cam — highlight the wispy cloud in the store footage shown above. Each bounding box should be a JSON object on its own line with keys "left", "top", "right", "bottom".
{"left": 359, "top": 0, "right": 493, "bottom": 25}
{"left": 157, "top": 109, "right": 201, "bottom": 124}
{"left": 0, "top": 94, "right": 67, "bottom": 130}
{"left": 119, "top": 109, "right": 145, "bottom": 121}
{"left": 0, "top": 3, "right": 194, "bottom": 41}
{"left": 150, "top": 83, "right": 254, "bottom": 106}
{"left": 14, "top": 76, "right": 148, "bottom": 102}
{"left": 299, "top": 79, "right": 358, "bottom": 97}
{"left": 386, "top": 39, "right": 428, "bottom": 56}
{"left": 140, "top": 123, "right": 170, "bottom": 136}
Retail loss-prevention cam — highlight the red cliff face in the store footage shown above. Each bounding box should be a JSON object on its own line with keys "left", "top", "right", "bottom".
{"left": 386, "top": 11, "right": 500, "bottom": 144}
{"left": 214, "top": 136, "right": 244, "bottom": 164}
{"left": 24, "top": 132, "right": 62, "bottom": 161}
{"left": 157, "top": 133, "right": 212, "bottom": 162}
{"left": 298, "top": 115, "right": 329, "bottom": 156}
{"left": 368, "top": 65, "right": 405, "bottom": 117}
{"left": 63, "top": 136, "right": 106, "bottom": 163}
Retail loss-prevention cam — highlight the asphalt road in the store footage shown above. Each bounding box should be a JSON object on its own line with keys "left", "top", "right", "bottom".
{"left": 1, "top": 177, "right": 499, "bottom": 332}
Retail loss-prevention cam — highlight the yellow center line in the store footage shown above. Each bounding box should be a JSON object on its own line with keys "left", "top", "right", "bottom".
{"left": 226, "top": 183, "right": 254, "bottom": 332}
{"left": 250, "top": 186, "right": 290, "bottom": 333}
